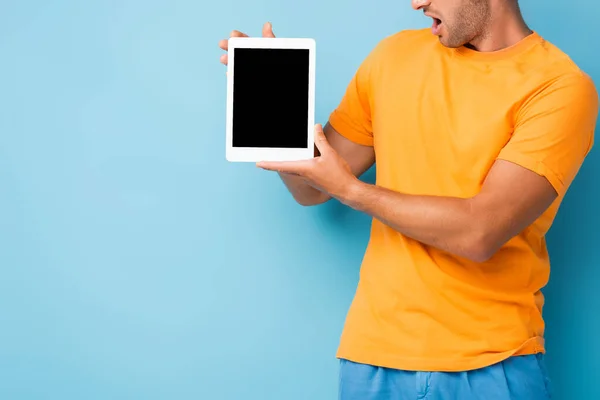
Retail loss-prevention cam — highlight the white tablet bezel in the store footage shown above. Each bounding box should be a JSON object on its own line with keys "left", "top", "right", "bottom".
{"left": 226, "top": 37, "right": 316, "bottom": 162}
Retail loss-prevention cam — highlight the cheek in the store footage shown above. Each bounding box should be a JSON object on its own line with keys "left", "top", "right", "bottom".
{"left": 442, "top": 19, "right": 455, "bottom": 36}
{"left": 447, "top": 18, "right": 470, "bottom": 38}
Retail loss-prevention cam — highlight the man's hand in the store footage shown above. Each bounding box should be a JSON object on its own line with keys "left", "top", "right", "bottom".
{"left": 257, "top": 124, "right": 360, "bottom": 200}
{"left": 218, "top": 22, "right": 275, "bottom": 67}
{"left": 219, "top": 22, "right": 375, "bottom": 206}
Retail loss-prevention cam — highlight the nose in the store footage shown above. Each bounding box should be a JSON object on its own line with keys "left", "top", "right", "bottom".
{"left": 411, "top": 0, "right": 431, "bottom": 10}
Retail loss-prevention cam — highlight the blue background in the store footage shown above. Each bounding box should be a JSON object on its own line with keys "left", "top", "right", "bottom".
{"left": 0, "top": 1, "right": 598, "bottom": 399}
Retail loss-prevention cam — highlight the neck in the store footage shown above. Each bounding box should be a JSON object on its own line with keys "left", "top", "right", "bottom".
{"left": 467, "top": 2, "right": 532, "bottom": 52}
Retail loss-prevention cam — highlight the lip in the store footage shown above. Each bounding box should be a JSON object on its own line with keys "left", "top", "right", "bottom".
{"left": 424, "top": 12, "right": 441, "bottom": 20}
{"left": 424, "top": 12, "right": 443, "bottom": 35}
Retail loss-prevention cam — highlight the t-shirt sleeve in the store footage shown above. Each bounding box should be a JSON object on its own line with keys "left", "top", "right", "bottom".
{"left": 497, "top": 72, "right": 599, "bottom": 197}
{"left": 328, "top": 42, "right": 384, "bottom": 147}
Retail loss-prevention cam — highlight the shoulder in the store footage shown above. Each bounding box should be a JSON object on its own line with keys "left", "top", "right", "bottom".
{"left": 529, "top": 35, "right": 586, "bottom": 73}
{"left": 359, "top": 28, "right": 436, "bottom": 75}
{"left": 531, "top": 52, "right": 596, "bottom": 103}
{"left": 515, "top": 34, "right": 598, "bottom": 117}
{"left": 370, "top": 28, "right": 436, "bottom": 57}
{"left": 526, "top": 34, "right": 597, "bottom": 93}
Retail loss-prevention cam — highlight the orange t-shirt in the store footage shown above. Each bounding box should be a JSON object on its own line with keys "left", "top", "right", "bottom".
{"left": 328, "top": 29, "right": 599, "bottom": 372}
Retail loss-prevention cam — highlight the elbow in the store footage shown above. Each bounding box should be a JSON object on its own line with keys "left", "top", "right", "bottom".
{"left": 295, "top": 193, "right": 331, "bottom": 207}
{"left": 462, "top": 227, "right": 502, "bottom": 263}
{"left": 465, "top": 244, "right": 496, "bottom": 263}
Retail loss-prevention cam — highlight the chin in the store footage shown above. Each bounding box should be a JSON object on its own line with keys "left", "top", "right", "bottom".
{"left": 438, "top": 36, "right": 456, "bottom": 48}
{"left": 438, "top": 34, "right": 464, "bottom": 49}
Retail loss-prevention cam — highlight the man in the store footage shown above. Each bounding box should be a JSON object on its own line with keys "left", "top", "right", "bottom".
{"left": 219, "top": 0, "right": 599, "bottom": 398}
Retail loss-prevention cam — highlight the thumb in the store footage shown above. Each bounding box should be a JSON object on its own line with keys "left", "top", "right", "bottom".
{"left": 313, "top": 124, "right": 331, "bottom": 155}
{"left": 262, "top": 22, "right": 275, "bottom": 38}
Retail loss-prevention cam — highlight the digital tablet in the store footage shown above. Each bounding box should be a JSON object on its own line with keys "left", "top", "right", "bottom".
{"left": 226, "top": 37, "right": 316, "bottom": 162}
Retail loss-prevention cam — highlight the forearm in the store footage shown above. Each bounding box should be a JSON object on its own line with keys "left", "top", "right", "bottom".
{"left": 259, "top": 126, "right": 557, "bottom": 261}
{"left": 279, "top": 172, "right": 330, "bottom": 206}
{"left": 278, "top": 145, "right": 331, "bottom": 206}
{"left": 339, "top": 181, "right": 493, "bottom": 261}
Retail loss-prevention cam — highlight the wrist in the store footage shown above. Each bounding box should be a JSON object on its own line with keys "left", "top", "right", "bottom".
{"left": 337, "top": 177, "right": 366, "bottom": 207}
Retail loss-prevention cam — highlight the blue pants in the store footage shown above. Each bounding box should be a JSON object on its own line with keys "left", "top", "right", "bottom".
{"left": 339, "top": 354, "right": 552, "bottom": 399}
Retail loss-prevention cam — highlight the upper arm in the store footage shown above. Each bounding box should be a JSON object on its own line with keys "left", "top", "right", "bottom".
{"left": 496, "top": 72, "right": 598, "bottom": 197}
{"left": 322, "top": 122, "right": 375, "bottom": 178}
{"left": 473, "top": 72, "right": 599, "bottom": 256}
{"left": 323, "top": 38, "right": 387, "bottom": 178}
{"left": 473, "top": 159, "right": 557, "bottom": 253}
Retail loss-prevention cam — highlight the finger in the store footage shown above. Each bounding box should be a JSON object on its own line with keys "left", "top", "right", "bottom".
{"left": 219, "top": 31, "right": 248, "bottom": 51}
{"left": 220, "top": 30, "right": 248, "bottom": 66}
{"left": 262, "top": 22, "right": 276, "bottom": 38}
{"left": 280, "top": 171, "right": 302, "bottom": 178}
{"left": 313, "top": 124, "right": 331, "bottom": 155}
{"left": 230, "top": 30, "right": 249, "bottom": 38}
{"left": 256, "top": 160, "right": 310, "bottom": 174}
{"left": 220, "top": 54, "right": 228, "bottom": 65}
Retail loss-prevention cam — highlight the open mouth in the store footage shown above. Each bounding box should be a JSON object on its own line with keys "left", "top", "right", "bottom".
{"left": 432, "top": 17, "right": 443, "bottom": 35}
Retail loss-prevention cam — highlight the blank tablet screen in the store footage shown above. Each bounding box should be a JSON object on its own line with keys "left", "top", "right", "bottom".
{"left": 232, "top": 48, "right": 309, "bottom": 148}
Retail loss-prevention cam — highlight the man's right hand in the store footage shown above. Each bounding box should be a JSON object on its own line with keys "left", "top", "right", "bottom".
{"left": 218, "top": 22, "right": 276, "bottom": 67}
